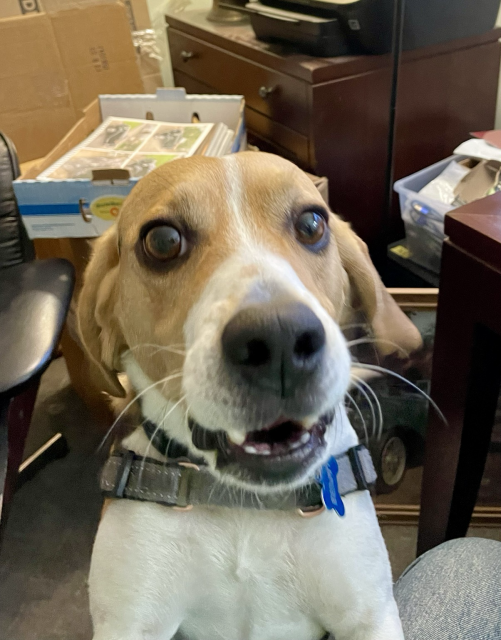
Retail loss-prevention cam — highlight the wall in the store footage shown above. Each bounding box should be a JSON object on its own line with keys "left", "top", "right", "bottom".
{"left": 146, "top": 0, "right": 212, "bottom": 87}
{"left": 146, "top": 0, "right": 174, "bottom": 86}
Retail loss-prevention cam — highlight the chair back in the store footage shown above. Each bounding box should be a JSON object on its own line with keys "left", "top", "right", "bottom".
{"left": 0, "top": 132, "right": 34, "bottom": 269}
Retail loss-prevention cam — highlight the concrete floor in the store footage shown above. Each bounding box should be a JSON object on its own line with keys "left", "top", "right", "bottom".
{"left": 0, "top": 360, "right": 500, "bottom": 639}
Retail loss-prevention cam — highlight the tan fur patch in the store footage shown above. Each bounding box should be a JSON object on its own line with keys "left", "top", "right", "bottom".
{"left": 77, "top": 152, "right": 421, "bottom": 398}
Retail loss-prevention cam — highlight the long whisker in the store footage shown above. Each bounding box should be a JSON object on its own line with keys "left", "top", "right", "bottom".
{"left": 350, "top": 376, "right": 378, "bottom": 441}
{"left": 206, "top": 474, "right": 222, "bottom": 505}
{"left": 341, "top": 322, "right": 371, "bottom": 333}
{"left": 355, "top": 362, "right": 447, "bottom": 424}
{"left": 96, "top": 371, "right": 184, "bottom": 453}
{"left": 355, "top": 375, "right": 384, "bottom": 441}
{"left": 128, "top": 343, "right": 186, "bottom": 350}
{"left": 183, "top": 406, "right": 190, "bottom": 430}
{"left": 329, "top": 403, "right": 343, "bottom": 454}
{"left": 345, "top": 391, "right": 369, "bottom": 444}
{"left": 347, "top": 337, "right": 410, "bottom": 358}
{"left": 137, "top": 395, "right": 187, "bottom": 487}
{"left": 127, "top": 343, "right": 186, "bottom": 357}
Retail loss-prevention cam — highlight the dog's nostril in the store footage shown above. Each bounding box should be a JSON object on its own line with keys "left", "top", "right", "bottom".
{"left": 244, "top": 339, "right": 270, "bottom": 367}
{"left": 294, "top": 328, "right": 325, "bottom": 360}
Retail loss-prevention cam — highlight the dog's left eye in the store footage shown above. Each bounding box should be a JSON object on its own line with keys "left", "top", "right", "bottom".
{"left": 294, "top": 211, "right": 327, "bottom": 246}
{"left": 144, "top": 225, "right": 184, "bottom": 261}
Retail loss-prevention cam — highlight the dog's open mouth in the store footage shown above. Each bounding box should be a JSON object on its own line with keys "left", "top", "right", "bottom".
{"left": 238, "top": 419, "right": 318, "bottom": 456}
{"left": 189, "top": 411, "right": 334, "bottom": 484}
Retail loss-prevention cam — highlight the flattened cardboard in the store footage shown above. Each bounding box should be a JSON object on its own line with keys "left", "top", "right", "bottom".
{"left": 0, "top": 13, "right": 77, "bottom": 161}
{"left": 44, "top": 0, "right": 161, "bottom": 94}
{"left": 0, "top": 2, "right": 143, "bottom": 162}
{"left": 49, "top": 3, "right": 143, "bottom": 112}
{"left": 123, "top": 0, "right": 151, "bottom": 30}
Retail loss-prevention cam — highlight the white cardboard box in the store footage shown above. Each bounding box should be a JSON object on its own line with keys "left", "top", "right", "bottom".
{"left": 14, "top": 88, "right": 246, "bottom": 238}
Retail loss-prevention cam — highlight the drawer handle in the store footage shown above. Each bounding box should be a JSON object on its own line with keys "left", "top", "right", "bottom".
{"left": 258, "top": 85, "right": 276, "bottom": 99}
{"left": 181, "top": 50, "right": 195, "bottom": 62}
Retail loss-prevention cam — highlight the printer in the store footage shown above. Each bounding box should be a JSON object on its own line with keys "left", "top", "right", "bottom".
{"left": 253, "top": 0, "right": 394, "bottom": 54}
{"left": 238, "top": 0, "right": 500, "bottom": 57}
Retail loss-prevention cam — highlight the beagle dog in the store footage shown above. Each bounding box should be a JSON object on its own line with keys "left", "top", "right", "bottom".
{"left": 78, "top": 152, "right": 421, "bottom": 640}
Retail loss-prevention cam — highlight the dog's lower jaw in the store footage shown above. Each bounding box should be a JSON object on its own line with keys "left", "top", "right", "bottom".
{"left": 191, "top": 408, "right": 359, "bottom": 492}
{"left": 121, "top": 353, "right": 360, "bottom": 494}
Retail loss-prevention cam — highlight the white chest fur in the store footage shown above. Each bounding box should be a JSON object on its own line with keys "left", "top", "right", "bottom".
{"left": 91, "top": 362, "right": 402, "bottom": 640}
{"left": 89, "top": 491, "right": 402, "bottom": 640}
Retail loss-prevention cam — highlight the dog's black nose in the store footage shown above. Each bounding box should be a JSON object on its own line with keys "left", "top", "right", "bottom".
{"left": 221, "top": 301, "right": 326, "bottom": 398}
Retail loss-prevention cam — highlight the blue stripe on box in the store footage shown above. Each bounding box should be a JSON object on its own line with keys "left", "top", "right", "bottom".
{"left": 19, "top": 203, "right": 81, "bottom": 216}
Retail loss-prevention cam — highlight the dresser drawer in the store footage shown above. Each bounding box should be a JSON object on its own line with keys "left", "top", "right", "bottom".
{"left": 245, "top": 107, "right": 310, "bottom": 168}
{"left": 174, "top": 69, "right": 311, "bottom": 168}
{"left": 169, "top": 29, "right": 309, "bottom": 136}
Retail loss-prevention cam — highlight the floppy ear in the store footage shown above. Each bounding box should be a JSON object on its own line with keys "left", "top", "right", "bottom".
{"left": 333, "top": 217, "right": 422, "bottom": 357}
{"left": 77, "top": 226, "right": 126, "bottom": 397}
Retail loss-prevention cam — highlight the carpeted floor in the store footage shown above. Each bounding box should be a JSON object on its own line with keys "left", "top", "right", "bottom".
{"left": 1, "top": 359, "right": 500, "bottom": 640}
{"left": 0, "top": 359, "right": 102, "bottom": 640}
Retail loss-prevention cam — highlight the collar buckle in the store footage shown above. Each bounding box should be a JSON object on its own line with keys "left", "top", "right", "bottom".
{"left": 112, "top": 449, "right": 135, "bottom": 499}
{"left": 348, "top": 445, "right": 371, "bottom": 491}
{"left": 173, "top": 461, "right": 200, "bottom": 511}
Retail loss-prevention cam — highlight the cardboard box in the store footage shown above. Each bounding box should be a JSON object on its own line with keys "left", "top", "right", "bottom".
{"left": 14, "top": 89, "right": 246, "bottom": 239}
{"left": 46, "top": 0, "right": 164, "bottom": 93}
{"left": 0, "top": 13, "right": 77, "bottom": 162}
{"left": 49, "top": 3, "right": 144, "bottom": 112}
{"left": 0, "top": 2, "right": 144, "bottom": 162}
{"left": 123, "top": 0, "right": 151, "bottom": 30}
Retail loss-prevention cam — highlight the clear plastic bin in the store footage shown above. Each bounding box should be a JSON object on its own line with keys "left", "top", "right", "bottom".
{"left": 394, "top": 155, "right": 464, "bottom": 274}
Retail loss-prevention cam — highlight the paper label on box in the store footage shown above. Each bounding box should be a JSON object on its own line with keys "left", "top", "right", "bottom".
{"left": 90, "top": 195, "right": 126, "bottom": 220}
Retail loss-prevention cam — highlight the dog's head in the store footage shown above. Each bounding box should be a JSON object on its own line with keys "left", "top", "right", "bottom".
{"left": 78, "top": 152, "right": 421, "bottom": 491}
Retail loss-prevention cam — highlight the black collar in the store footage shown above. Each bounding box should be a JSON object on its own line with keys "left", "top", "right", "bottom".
{"left": 142, "top": 419, "right": 206, "bottom": 465}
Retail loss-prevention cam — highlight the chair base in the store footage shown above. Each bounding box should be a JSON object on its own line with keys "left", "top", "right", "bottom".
{"left": 17, "top": 433, "right": 69, "bottom": 488}
{"left": 0, "top": 379, "right": 40, "bottom": 537}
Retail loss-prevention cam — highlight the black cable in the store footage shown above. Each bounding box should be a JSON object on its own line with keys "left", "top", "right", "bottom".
{"left": 377, "top": 0, "right": 406, "bottom": 273}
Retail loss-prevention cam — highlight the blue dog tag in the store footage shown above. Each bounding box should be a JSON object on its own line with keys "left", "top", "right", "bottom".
{"left": 318, "top": 456, "right": 345, "bottom": 517}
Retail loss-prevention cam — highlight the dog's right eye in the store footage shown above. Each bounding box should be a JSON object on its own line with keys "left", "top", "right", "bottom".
{"left": 143, "top": 225, "right": 184, "bottom": 261}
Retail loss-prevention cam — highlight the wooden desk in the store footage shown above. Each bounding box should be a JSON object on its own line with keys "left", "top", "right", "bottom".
{"left": 418, "top": 192, "right": 501, "bottom": 555}
{"left": 166, "top": 9, "right": 501, "bottom": 249}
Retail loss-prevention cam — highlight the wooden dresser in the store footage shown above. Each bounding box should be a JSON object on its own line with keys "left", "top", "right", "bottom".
{"left": 166, "top": 9, "right": 501, "bottom": 248}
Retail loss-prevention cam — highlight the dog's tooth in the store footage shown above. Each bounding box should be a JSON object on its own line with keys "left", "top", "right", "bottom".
{"left": 228, "top": 430, "right": 246, "bottom": 445}
{"left": 243, "top": 445, "right": 258, "bottom": 454}
{"left": 300, "top": 432, "right": 311, "bottom": 444}
{"left": 260, "top": 449, "right": 271, "bottom": 455}
{"left": 301, "top": 416, "right": 318, "bottom": 430}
